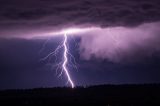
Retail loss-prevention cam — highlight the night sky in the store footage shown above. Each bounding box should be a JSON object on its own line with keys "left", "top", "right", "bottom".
{"left": 0, "top": 0, "right": 160, "bottom": 89}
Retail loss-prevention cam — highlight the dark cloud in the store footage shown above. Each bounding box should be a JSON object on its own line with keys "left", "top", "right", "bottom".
{"left": 0, "top": 0, "right": 160, "bottom": 37}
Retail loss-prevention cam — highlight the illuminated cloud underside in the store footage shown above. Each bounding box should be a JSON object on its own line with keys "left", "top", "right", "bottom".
{"left": 1, "top": 22, "right": 160, "bottom": 63}
{"left": 79, "top": 22, "right": 160, "bottom": 62}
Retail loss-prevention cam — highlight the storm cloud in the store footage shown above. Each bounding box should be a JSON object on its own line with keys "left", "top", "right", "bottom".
{"left": 0, "top": 0, "right": 160, "bottom": 37}
{"left": 0, "top": 0, "right": 160, "bottom": 62}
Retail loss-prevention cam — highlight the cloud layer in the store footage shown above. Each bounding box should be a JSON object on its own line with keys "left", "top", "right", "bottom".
{"left": 0, "top": 0, "right": 160, "bottom": 62}
{"left": 0, "top": 0, "right": 160, "bottom": 37}
{"left": 79, "top": 22, "right": 160, "bottom": 62}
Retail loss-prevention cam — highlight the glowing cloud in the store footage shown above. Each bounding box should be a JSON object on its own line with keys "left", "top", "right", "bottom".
{"left": 79, "top": 22, "right": 160, "bottom": 62}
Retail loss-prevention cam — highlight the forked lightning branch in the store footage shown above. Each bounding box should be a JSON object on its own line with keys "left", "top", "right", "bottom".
{"left": 41, "top": 28, "right": 94, "bottom": 88}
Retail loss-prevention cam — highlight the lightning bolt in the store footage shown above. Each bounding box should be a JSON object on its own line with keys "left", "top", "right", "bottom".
{"left": 40, "top": 27, "right": 96, "bottom": 88}
{"left": 41, "top": 32, "right": 76, "bottom": 88}
{"left": 62, "top": 33, "right": 74, "bottom": 88}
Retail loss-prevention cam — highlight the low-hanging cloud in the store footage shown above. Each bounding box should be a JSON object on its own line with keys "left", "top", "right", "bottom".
{"left": 79, "top": 22, "right": 160, "bottom": 63}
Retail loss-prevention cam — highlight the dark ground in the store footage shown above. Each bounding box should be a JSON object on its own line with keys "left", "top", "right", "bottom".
{"left": 0, "top": 84, "right": 160, "bottom": 106}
